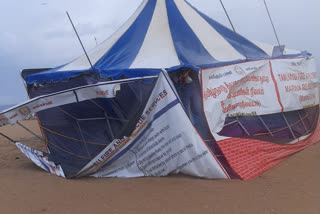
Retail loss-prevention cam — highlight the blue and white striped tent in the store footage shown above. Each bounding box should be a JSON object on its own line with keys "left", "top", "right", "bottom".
{"left": 25, "top": 0, "right": 302, "bottom": 84}
{"left": 8, "top": 0, "right": 317, "bottom": 179}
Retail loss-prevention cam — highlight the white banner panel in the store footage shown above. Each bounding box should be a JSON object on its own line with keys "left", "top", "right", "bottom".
{"left": 0, "top": 81, "right": 124, "bottom": 127}
{"left": 201, "top": 60, "right": 280, "bottom": 133}
{"left": 201, "top": 57, "right": 319, "bottom": 134}
{"left": 77, "top": 73, "right": 228, "bottom": 179}
{"left": 271, "top": 58, "right": 319, "bottom": 111}
{"left": 75, "top": 84, "right": 118, "bottom": 102}
{"left": 16, "top": 143, "right": 65, "bottom": 178}
{"left": 0, "top": 115, "right": 8, "bottom": 127}
{"left": 1, "top": 91, "right": 77, "bottom": 126}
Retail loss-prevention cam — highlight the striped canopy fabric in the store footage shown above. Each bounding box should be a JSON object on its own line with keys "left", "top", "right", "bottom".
{"left": 25, "top": 0, "right": 302, "bottom": 83}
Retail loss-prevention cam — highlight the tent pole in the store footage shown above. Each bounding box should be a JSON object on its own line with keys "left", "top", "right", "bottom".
{"left": 281, "top": 113, "right": 296, "bottom": 139}
{"left": 219, "top": 0, "right": 236, "bottom": 33}
{"left": 263, "top": 0, "right": 281, "bottom": 47}
{"left": 16, "top": 121, "right": 46, "bottom": 144}
{"left": 258, "top": 115, "right": 274, "bottom": 137}
{"left": 298, "top": 111, "right": 308, "bottom": 133}
{"left": 236, "top": 117, "right": 250, "bottom": 136}
{"left": 218, "top": 0, "right": 248, "bottom": 60}
{"left": 0, "top": 132, "right": 16, "bottom": 144}
{"left": 66, "top": 11, "right": 95, "bottom": 73}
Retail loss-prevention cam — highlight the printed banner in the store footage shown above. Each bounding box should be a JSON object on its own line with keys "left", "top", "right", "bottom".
{"left": 16, "top": 143, "right": 65, "bottom": 178}
{"left": 271, "top": 58, "right": 319, "bottom": 111}
{"left": 213, "top": 118, "right": 320, "bottom": 180}
{"left": 201, "top": 57, "right": 319, "bottom": 133}
{"left": 75, "top": 84, "right": 119, "bottom": 102}
{"left": 1, "top": 91, "right": 77, "bottom": 126}
{"left": 77, "top": 73, "right": 229, "bottom": 179}
{"left": 201, "top": 60, "right": 280, "bottom": 133}
{"left": 0, "top": 82, "right": 120, "bottom": 127}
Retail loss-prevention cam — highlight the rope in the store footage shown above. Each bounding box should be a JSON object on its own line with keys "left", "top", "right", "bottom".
{"left": 40, "top": 125, "right": 107, "bottom": 146}
{"left": 45, "top": 139, "right": 91, "bottom": 160}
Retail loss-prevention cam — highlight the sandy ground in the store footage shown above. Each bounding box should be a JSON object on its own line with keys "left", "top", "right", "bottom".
{"left": 0, "top": 88, "right": 319, "bottom": 214}
{"left": 0, "top": 119, "right": 318, "bottom": 214}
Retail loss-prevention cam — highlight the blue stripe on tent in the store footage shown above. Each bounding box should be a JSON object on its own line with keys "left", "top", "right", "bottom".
{"left": 166, "top": 0, "right": 217, "bottom": 66}
{"left": 185, "top": 1, "right": 269, "bottom": 59}
{"left": 25, "top": 64, "right": 91, "bottom": 84}
{"left": 94, "top": 0, "right": 157, "bottom": 70}
{"left": 100, "top": 99, "right": 180, "bottom": 170}
{"left": 99, "top": 68, "right": 161, "bottom": 79}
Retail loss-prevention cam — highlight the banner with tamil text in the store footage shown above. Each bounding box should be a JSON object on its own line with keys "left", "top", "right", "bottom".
{"left": 201, "top": 57, "right": 319, "bottom": 134}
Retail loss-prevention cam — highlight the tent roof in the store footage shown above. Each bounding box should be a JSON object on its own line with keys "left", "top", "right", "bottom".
{"left": 24, "top": 0, "right": 302, "bottom": 83}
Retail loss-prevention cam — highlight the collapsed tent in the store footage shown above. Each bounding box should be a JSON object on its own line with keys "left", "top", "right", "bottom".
{"left": 1, "top": 0, "right": 319, "bottom": 180}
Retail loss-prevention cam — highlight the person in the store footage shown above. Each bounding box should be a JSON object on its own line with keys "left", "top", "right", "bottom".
{"left": 170, "top": 68, "right": 198, "bottom": 125}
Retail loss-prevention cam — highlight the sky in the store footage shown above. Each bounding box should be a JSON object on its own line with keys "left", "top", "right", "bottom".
{"left": 0, "top": 0, "right": 319, "bottom": 106}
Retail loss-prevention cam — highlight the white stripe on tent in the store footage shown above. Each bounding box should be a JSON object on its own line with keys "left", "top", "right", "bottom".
{"left": 57, "top": 0, "right": 149, "bottom": 72}
{"left": 174, "top": 0, "right": 245, "bottom": 62}
{"left": 252, "top": 40, "right": 300, "bottom": 56}
{"left": 130, "top": 0, "right": 180, "bottom": 69}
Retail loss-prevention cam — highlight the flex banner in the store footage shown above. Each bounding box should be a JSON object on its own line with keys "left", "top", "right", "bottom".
{"left": 76, "top": 73, "right": 229, "bottom": 179}
{"left": 0, "top": 82, "right": 121, "bottom": 127}
{"left": 16, "top": 143, "right": 66, "bottom": 178}
{"left": 271, "top": 58, "right": 319, "bottom": 111}
{"left": 201, "top": 57, "right": 319, "bottom": 133}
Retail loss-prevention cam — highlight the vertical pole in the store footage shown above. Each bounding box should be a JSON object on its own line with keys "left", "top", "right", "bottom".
{"left": 263, "top": 0, "right": 281, "bottom": 47}
{"left": 66, "top": 11, "right": 95, "bottom": 72}
{"left": 219, "top": 0, "right": 236, "bottom": 33}
{"left": 218, "top": 0, "right": 248, "bottom": 59}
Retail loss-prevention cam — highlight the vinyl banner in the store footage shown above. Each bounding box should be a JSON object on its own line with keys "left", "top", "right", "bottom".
{"left": 77, "top": 73, "right": 228, "bottom": 179}
{"left": 271, "top": 58, "right": 319, "bottom": 111}
{"left": 201, "top": 60, "right": 280, "bottom": 133}
{"left": 16, "top": 143, "right": 66, "bottom": 178}
{"left": 1, "top": 91, "right": 77, "bottom": 126}
{"left": 201, "top": 57, "right": 319, "bottom": 133}
{"left": 75, "top": 84, "right": 119, "bottom": 102}
{"left": 0, "top": 82, "right": 121, "bottom": 127}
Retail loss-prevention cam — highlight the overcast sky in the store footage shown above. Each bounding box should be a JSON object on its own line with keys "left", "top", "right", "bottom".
{"left": 0, "top": 0, "right": 319, "bottom": 106}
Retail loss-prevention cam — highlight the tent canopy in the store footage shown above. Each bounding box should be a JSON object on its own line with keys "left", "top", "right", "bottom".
{"left": 24, "top": 0, "right": 303, "bottom": 84}
{"left": 2, "top": 0, "right": 318, "bottom": 180}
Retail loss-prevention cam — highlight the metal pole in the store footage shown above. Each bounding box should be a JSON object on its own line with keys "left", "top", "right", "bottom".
{"left": 281, "top": 113, "right": 296, "bottom": 139}
{"left": 236, "top": 117, "right": 250, "bottom": 136}
{"left": 218, "top": 0, "right": 248, "bottom": 59}
{"left": 0, "top": 132, "right": 16, "bottom": 144}
{"left": 66, "top": 11, "right": 95, "bottom": 72}
{"left": 219, "top": 0, "right": 236, "bottom": 33}
{"left": 263, "top": 0, "right": 281, "bottom": 47}
{"left": 16, "top": 121, "right": 46, "bottom": 143}
{"left": 258, "top": 115, "right": 274, "bottom": 137}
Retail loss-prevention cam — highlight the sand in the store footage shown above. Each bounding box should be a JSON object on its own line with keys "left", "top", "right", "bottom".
{"left": 0, "top": 119, "right": 319, "bottom": 214}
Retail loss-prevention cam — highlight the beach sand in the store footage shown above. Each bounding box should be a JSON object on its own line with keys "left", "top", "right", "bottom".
{"left": 0, "top": 89, "right": 319, "bottom": 214}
